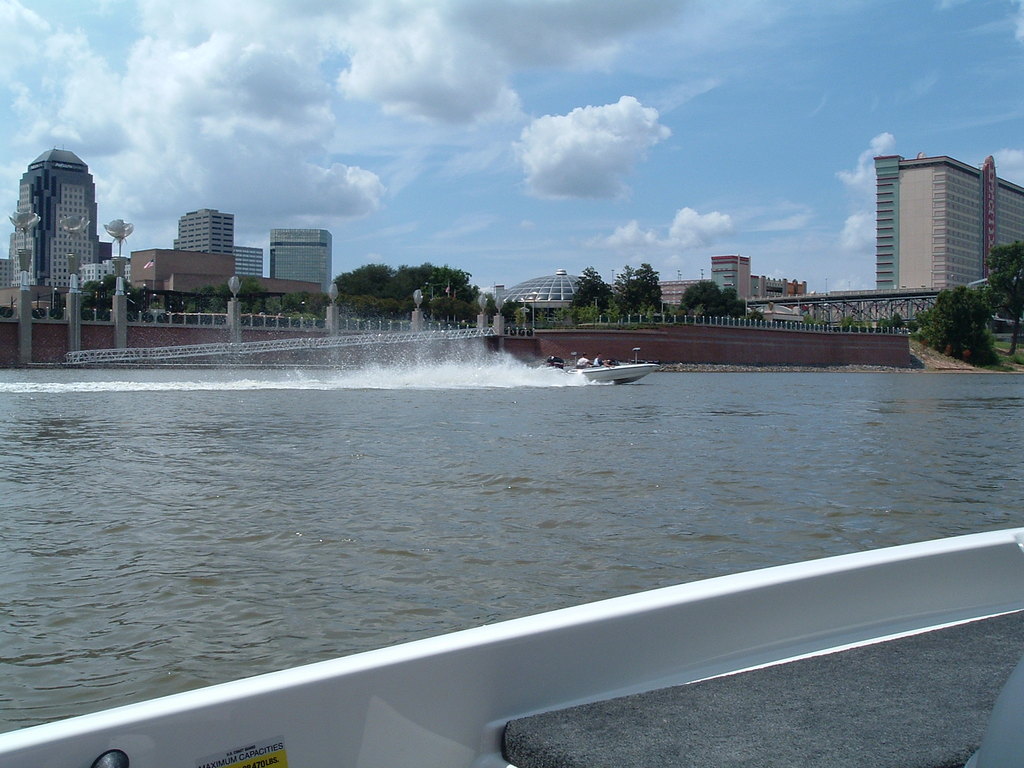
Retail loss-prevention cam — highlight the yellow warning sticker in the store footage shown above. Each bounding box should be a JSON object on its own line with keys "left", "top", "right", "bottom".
{"left": 196, "top": 738, "right": 288, "bottom": 768}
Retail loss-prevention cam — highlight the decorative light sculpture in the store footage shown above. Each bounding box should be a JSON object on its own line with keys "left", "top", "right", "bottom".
{"left": 103, "top": 219, "right": 134, "bottom": 259}
{"left": 60, "top": 214, "right": 90, "bottom": 293}
{"left": 10, "top": 211, "right": 40, "bottom": 288}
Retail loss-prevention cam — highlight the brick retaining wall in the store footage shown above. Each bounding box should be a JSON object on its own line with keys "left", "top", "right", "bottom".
{"left": 1, "top": 318, "right": 911, "bottom": 368}
{"left": 498, "top": 325, "right": 912, "bottom": 368}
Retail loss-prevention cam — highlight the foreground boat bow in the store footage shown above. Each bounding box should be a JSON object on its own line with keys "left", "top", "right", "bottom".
{"left": 2, "top": 529, "right": 1024, "bottom": 768}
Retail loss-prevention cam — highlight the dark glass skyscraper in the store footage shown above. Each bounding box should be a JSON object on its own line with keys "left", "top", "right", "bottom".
{"left": 12, "top": 149, "right": 101, "bottom": 287}
{"left": 269, "top": 229, "right": 332, "bottom": 290}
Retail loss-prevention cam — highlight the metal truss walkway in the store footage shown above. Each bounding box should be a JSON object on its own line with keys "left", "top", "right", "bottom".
{"left": 65, "top": 327, "right": 495, "bottom": 366}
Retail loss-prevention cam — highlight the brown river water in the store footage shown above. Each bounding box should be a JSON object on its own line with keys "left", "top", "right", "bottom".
{"left": 1, "top": 356, "right": 1022, "bottom": 733}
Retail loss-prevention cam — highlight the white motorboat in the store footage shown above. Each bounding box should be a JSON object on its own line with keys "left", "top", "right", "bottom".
{"left": 3, "top": 528, "right": 1024, "bottom": 768}
{"left": 570, "top": 362, "right": 660, "bottom": 384}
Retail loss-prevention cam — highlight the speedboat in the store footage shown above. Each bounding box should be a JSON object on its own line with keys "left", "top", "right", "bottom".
{"left": 570, "top": 362, "right": 659, "bottom": 384}
{"left": 3, "top": 528, "right": 1024, "bottom": 768}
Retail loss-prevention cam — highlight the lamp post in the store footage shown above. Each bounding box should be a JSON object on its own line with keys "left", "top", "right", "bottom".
{"left": 59, "top": 214, "right": 89, "bottom": 290}
{"left": 10, "top": 212, "right": 40, "bottom": 364}
{"left": 411, "top": 288, "right": 424, "bottom": 332}
{"left": 104, "top": 219, "right": 133, "bottom": 313}
{"left": 327, "top": 282, "right": 340, "bottom": 335}
{"left": 476, "top": 292, "right": 488, "bottom": 330}
{"left": 228, "top": 275, "right": 241, "bottom": 343}
{"left": 10, "top": 211, "right": 40, "bottom": 288}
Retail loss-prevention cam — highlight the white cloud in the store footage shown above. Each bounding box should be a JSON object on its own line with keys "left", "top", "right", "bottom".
{"left": 836, "top": 132, "right": 896, "bottom": 254}
{"left": 600, "top": 220, "right": 665, "bottom": 250}
{"left": 5, "top": 4, "right": 385, "bottom": 236}
{"left": 516, "top": 96, "right": 670, "bottom": 199}
{"left": 836, "top": 132, "right": 896, "bottom": 198}
{"left": 336, "top": 4, "right": 522, "bottom": 125}
{"left": 995, "top": 148, "right": 1024, "bottom": 186}
{"left": 0, "top": 2, "right": 48, "bottom": 78}
{"left": 589, "top": 207, "right": 734, "bottom": 252}
{"left": 335, "top": 0, "right": 685, "bottom": 125}
{"left": 668, "top": 207, "right": 735, "bottom": 249}
{"left": 839, "top": 210, "right": 875, "bottom": 252}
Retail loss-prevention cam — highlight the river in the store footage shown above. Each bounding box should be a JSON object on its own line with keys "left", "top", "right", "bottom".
{"left": 1, "top": 356, "right": 1021, "bottom": 733}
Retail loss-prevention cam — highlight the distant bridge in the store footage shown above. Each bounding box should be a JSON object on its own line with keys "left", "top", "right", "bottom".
{"left": 65, "top": 327, "right": 494, "bottom": 366}
{"left": 748, "top": 288, "right": 940, "bottom": 323}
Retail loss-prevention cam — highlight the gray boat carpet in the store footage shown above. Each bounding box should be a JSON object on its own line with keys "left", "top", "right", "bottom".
{"left": 503, "top": 611, "right": 1024, "bottom": 768}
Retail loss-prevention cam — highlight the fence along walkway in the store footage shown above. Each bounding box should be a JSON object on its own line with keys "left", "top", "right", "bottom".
{"left": 64, "top": 327, "right": 495, "bottom": 365}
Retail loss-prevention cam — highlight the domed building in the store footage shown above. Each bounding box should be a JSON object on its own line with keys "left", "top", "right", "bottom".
{"left": 501, "top": 268, "right": 579, "bottom": 308}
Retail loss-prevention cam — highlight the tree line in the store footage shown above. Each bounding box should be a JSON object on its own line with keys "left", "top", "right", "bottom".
{"left": 77, "top": 260, "right": 754, "bottom": 324}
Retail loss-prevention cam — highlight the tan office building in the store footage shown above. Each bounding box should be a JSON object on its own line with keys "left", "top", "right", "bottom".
{"left": 875, "top": 154, "right": 1024, "bottom": 290}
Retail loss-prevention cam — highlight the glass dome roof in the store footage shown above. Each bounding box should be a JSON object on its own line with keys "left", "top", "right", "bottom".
{"left": 503, "top": 269, "right": 579, "bottom": 306}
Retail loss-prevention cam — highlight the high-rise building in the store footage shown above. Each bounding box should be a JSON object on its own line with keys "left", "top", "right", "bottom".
{"left": 9, "top": 149, "right": 101, "bottom": 287}
{"left": 174, "top": 208, "right": 234, "bottom": 254}
{"left": 875, "top": 154, "right": 1024, "bottom": 290}
{"left": 711, "top": 254, "right": 751, "bottom": 298}
{"left": 233, "top": 246, "right": 264, "bottom": 277}
{"left": 269, "top": 229, "right": 332, "bottom": 290}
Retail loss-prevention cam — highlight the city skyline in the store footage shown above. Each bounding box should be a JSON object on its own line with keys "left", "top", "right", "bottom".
{"left": 2, "top": 1, "right": 1024, "bottom": 294}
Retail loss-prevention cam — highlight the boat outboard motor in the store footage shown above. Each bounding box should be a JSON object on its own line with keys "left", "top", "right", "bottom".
{"left": 965, "top": 652, "right": 1024, "bottom": 767}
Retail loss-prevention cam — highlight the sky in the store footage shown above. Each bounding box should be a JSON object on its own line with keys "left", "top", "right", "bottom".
{"left": 2, "top": 0, "right": 1024, "bottom": 294}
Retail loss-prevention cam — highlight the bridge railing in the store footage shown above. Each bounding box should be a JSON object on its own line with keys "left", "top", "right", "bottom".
{"left": 515, "top": 314, "right": 910, "bottom": 335}
{"left": 65, "top": 327, "right": 495, "bottom": 366}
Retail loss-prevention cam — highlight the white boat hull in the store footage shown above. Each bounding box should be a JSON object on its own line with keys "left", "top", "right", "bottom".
{"left": 571, "top": 362, "right": 659, "bottom": 383}
{"left": 3, "top": 528, "right": 1024, "bottom": 768}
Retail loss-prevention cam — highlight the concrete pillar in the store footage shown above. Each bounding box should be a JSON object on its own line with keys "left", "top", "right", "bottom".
{"left": 477, "top": 312, "right": 488, "bottom": 329}
{"left": 227, "top": 298, "right": 242, "bottom": 344}
{"left": 18, "top": 285, "right": 32, "bottom": 365}
{"left": 112, "top": 291, "right": 127, "bottom": 349}
{"left": 411, "top": 308, "right": 424, "bottom": 332}
{"left": 67, "top": 254, "right": 81, "bottom": 353}
{"left": 67, "top": 288, "right": 81, "bottom": 353}
{"left": 492, "top": 313, "right": 505, "bottom": 337}
{"left": 326, "top": 303, "right": 340, "bottom": 335}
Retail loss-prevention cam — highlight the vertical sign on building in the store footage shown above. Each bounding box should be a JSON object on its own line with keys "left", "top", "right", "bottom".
{"left": 982, "top": 155, "right": 997, "bottom": 276}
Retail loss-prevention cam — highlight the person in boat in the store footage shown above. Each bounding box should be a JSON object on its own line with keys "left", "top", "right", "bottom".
{"left": 593, "top": 355, "right": 603, "bottom": 366}
{"left": 576, "top": 356, "right": 591, "bottom": 368}
{"left": 546, "top": 356, "right": 565, "bottom": 369}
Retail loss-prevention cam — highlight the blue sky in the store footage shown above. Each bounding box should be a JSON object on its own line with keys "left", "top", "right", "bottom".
{"left": 2, "top": 0, "right": 1023, "bottom": 294}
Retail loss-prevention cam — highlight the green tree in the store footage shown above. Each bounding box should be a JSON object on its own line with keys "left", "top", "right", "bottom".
{"left": 428, "top": 265, "right": 474, "bottom": 303}
{"left": 82, "top": 274, "right": 145, "bottom": 313}
{"left": 679, "top": 281, "right": 745, "bottom": 317}
{"left": 335, "top": 264, "right": 395, "bottom": 298}
{"left": 390, "top": 264, "right": 435, "bottom": 302}
{"left": 916, "top": 286, "right": 996, "bottom": 365}
{"left": 613, "top": 263, "right": 661, "bottom": 314}
{"left": 236, "top": 276, "right": 265, "bottom": 313}
{"left": 986, "top": 241, "right": 1024, "bottom": 354}
{"left": 572, "top": 266, "right": 613, "bottom": 311}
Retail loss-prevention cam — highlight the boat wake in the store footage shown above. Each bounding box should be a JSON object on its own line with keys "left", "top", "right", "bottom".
{"left": 0, "top": 357, "right": 586, "bottom": 393}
